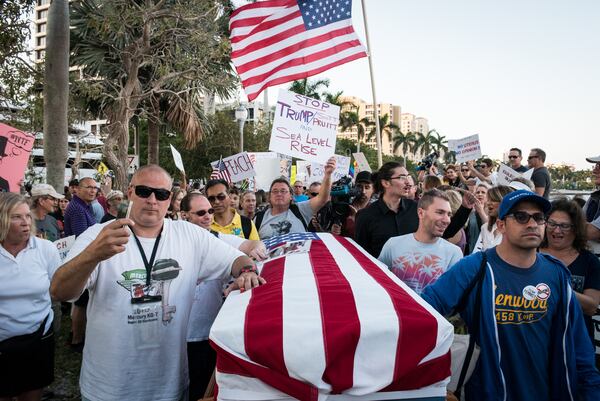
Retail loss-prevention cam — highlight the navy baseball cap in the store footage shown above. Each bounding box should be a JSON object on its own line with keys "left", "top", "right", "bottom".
{"left": 498, "top": 190, "right": 551, "bottom": 220}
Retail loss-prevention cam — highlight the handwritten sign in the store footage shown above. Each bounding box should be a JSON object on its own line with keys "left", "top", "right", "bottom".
{"left": 0, "top": 123, "right": 35, "bottom": 192}
{"left": 310, "top": 154, "right": 351, "bottom": 182}
{"left": 269, "top": 89, "right": 339, "bottom": 163}
{"left": 448, "top": 134, "right": 482, "bottom": 163}
{"left": 170, "top": 144, "right": 185, "bottom": 173}
{"left": 54, "top": 235, "right": 76, "bottom": 261}
{"left": 497, "top": 164, "right": 534, "bottom": 186}
{"left": 352, "top": 152, "right": 371, "bottom": 172}
{"left": 210, "top": 152, "right": 256, "bottom": 183}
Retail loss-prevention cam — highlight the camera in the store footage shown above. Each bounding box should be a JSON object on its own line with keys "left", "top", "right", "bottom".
{"left": 416, "top": 151, "right": 439, "bottom": 171}
{"left": 314, "top": 176, "right": 363, "bottom": 230}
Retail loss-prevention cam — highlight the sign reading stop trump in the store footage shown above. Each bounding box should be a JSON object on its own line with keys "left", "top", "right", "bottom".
{"left": 269, "top": 89, "right": 339, "bottom": 164}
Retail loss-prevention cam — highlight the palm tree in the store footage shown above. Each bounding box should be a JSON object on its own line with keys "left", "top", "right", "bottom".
{"left": 339, "top": 109, "right": 372, "bottom": 153}
{"left": 43, "top": 0, "right": 69, "bottom": 190}
{"left": 429, "top": 129, "right": 448, "bottom": 155}
{"left": 288, "top": 78, "right": 330, "bottom": 100}
{"left": 392, "top": 130, "right": 417, "bottom": 167}
{"left": 365, "top": 113, "right": 398, "bottom": 144}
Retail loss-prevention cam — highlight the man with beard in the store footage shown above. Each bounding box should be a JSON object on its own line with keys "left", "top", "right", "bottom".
{"left": 422, "top": 190, "right": 600, "bottom": 401}
{"left": 378, "top": 189, "right": 463, "bottom": 295}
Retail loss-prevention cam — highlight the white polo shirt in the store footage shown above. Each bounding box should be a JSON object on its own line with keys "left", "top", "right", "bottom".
{"left": 0, "top": 236, "right": 61, "bottom": 341}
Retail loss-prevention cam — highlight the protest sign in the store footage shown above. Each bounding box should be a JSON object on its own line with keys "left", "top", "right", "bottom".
{"left": 210, "top": 152, "right": 256, "bottom": 183}
{"left": 448, "top": 134, "right": 482, "bottom": 163}
{"left": 54, "top": 235, "right": 76, "bottom": 261}
{"left": 278, "top": 154, "right": 292, "bottom": 179}
{"left": 0, "top": 123, "right": 35, "bottom": 192}
{"left": 170, "top": 144, "right": 185, "bottom": 173}
{"left": 247, "top": 152, "right": 281, "bottom": 191}
{"left": 497, "top": 164, "right": 534, "bottom": 186}
{"left": 269, "top": 89, "right": 339, "bottom": 164}
{"left": 352, "top": 152, "right": 371, "bottom": 172}
{"left": 310, "top": 154, "right": 351, "bottom": 182}
{"left": 296, "top": 160, "right": 310, "bottom": 183}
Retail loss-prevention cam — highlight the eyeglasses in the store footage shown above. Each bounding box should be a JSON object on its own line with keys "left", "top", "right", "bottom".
{"left": 546, "top": 219, "right": 573, "bottom": 232}
{"left": 80, "top": 185, "right": 98, "bottom": 191}
{"left": 134, "top": 185, "right": 171, "bottom": 201}
{"left": 508, "top": 155, "right": 519, "bottom": 159}
{"left": 191, "top": 208, "right": 214, "bottom": 217}
{"left": 310, "top": 192, "right": 319, "bottom": 197}
{"left": 207, "top": 193, "right": 227, "bottom": 203}
{"left": 506, "top": 211, "right": 546, "bottom": 225}
{"left": 389, "top": 175, "right": 408, "bottom": 180}
{"left": 271, "top": 189, "right": 289, "bottom": 195}
{"left": 527, "top": 155, "right": 539, "bottom": 160}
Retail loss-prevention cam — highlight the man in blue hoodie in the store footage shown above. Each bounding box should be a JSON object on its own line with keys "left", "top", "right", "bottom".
{"left": 422, "top": 190, "right": 600, "bottom": 401}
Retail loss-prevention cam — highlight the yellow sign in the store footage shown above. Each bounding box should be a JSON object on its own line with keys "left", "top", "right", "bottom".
{"left": 291, "top": 165, "right": 297, "bottom": 184}
{"left": 97, "top": 162, "right": 108, "bottom": 175}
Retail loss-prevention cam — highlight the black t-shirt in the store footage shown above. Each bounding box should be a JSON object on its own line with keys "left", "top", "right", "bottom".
{"left": 100, "top": 213, "right": 116, "bottom": 224}
{"left": 567, "top": 250, "right": 600, "bottom": 341}
{"left": 531, "top": 166, "right": 551, "bottom": 199}
{"left": 514, "top": 165, "right": 529, "bottom": 173}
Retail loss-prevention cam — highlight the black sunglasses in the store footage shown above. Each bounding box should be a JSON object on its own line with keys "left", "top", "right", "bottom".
{"left": 506, "top": 211, "right": 546, "bottom": 225}
{"left": 310, "top": 192, "right": 319, "bottom": 197}
{"left": 508, "top": 155, "right": 519, "bottom": 159}
{"left": 207, "top": 193, "right": 227, "bottom": 203}
{"left": 191, "top": 208, "right": 214, "bottom": 217}
{"left": 134, "top": 185, "right": 170, "bottom": 201}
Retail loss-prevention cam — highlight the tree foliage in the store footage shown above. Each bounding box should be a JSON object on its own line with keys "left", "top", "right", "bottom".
{"left": 71, "top": 0, "right": 238, "bottom": 190}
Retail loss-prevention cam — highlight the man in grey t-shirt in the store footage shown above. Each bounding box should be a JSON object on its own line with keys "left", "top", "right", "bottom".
{"left": 255, "top": 157, "right": 336, "bottom": 240}
{"left": 527, "top": 147, "right": 552, "bottom": 199}
{"left": 378, "top": 189, "right": 463, "bottom": 294}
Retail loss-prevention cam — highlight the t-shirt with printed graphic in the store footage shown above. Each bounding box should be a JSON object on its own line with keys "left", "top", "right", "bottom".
{"left": 565, "top": 249, "right": 600, "bottom": 341}
{"left": 488, "top": 248, "right": 561, "bottom": 401}
{"left": 256, "top": 201, "right": 313, "bottom": 240}
{"left": 64, "top": 219, "right": 244, "bottom": 401}
{"left": 378, "top": 234, "right": 463, "bottom": 295}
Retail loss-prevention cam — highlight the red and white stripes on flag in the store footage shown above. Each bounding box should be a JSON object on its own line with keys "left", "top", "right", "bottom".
{"left": 229, "top": 0, "right": 367, "bottom": 101}
{"left": 210, "top": 159, "right": 232, "bottom": 183}
{"left": 210, "top": 234, "right": 453, "bottom": 401}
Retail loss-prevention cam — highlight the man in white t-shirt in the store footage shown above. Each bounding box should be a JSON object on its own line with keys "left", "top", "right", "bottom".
{"left": 255, "top": 157, "right": 336, "bottom": 239}
{"left": 180, "top": 192, "right": 266, "bottom": 400}
{"left": 50, "top": 165, "right": 265, "bottom": 401}
{"left": 378, "top": 189, "right": 463, "bottom": 295}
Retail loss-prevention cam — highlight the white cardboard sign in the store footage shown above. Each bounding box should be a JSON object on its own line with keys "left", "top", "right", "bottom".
{"left": 269, "top": 89, "right": 339, "bottom": 164}
{"left": 170, "top": 144, "right": 185, "bottom": 173}
{"left": 54, "top": 235, "right": 76, "bottom": 261}
{"left": 247, "top": 152, "right": 281, "bottom": 191}
{"left": 352, "top": 152, "right": 371, "bottom": 172}
{"left": 310, "top": 154, "right": 351, "bottom": 182}
{"left": 497, "top": 164, "right": 534, "bottom": 186}
{"left": 448, "top": 134, "right": 482, "bottom": 163}
{"left": 210, "top": 152, "right": 256, "bottom": 183}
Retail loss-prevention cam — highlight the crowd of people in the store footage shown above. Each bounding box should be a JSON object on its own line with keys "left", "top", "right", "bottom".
{"left": 1, "top": 148, "right": 600, "bottom": 401}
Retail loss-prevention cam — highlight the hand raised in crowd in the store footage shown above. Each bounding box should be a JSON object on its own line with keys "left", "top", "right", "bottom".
{"left": 459, "top": 189, "right": 477, "bottom": 209}
{"left": 428, "top": 165, "right": 439, "bottom": 176}
{"left": 323, "top": 156, "right": 337, "bottom": 175}
{"left": 88, "top": 218, "right": 134, "bottom": 262}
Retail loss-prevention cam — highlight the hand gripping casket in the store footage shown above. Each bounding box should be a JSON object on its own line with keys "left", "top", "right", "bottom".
{"left": 209, "top": 233, "right": 453, "bottom": 401}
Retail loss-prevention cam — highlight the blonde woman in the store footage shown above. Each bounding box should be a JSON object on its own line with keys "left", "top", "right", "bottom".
{"left": 0, "top": 193, "right": 61, "bottom": 401}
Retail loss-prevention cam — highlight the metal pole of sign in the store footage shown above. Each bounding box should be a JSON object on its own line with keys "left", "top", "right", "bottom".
{"left": 360, "top": 0, "right": 383, "bottom": 168}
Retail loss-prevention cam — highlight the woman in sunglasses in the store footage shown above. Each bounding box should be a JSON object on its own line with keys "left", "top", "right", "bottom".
{"left": 540, "top": 198, "right": 600, "bottom": 350}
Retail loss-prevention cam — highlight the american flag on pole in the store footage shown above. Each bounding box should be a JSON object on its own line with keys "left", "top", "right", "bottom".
{"left": 210, "top": 233, "right": 452, "bottom": 401}
{"left": 230, "top": 0, "right": 367, "bottom": 101}
{"left": 210, "top": 157, "right": 232, "bottom": 183}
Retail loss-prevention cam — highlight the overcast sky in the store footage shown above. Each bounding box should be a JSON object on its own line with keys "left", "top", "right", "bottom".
{"left": 235, "top": 0, "right": 600, "bottom": 170}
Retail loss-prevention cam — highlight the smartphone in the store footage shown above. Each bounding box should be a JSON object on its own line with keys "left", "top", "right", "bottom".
{"left": 117, "top": 201, "right": 133, "bottom": 219}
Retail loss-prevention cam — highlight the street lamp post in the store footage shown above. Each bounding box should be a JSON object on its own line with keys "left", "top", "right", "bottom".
{"left": 235, "top": 104, "right": 248, "bottom": 153}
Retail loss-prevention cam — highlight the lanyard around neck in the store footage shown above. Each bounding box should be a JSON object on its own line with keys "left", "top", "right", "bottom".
{"left": 130, "top": 227, "right": 163, "bottom": 286}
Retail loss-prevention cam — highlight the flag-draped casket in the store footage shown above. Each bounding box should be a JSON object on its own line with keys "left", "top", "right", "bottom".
{"left": 209, "top": 233, "right": 453, "bottom": 401}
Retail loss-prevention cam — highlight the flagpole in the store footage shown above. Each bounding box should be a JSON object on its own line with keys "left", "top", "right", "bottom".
{"left": 360, "top": 0, "right": 383, "bottom": 168}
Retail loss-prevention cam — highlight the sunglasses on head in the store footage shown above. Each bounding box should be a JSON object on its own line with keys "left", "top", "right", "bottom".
{"left": 207, "top": 193, "right": 227, "bottom": 203}
{"left": 134, "top": 185, "right": 171, "bottom": 201}
{"left": 506, "top": 211, "right": 546, "bottom": 225}
{"left": 191, "top": 208, "right": 214, "bottom": 217}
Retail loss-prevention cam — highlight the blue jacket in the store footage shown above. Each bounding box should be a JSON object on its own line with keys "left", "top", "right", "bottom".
{"left": 422, "top": 249, "right": 600, "bottom": 401}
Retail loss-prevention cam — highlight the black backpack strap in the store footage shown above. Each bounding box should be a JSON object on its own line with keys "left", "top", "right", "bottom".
{"left": 454, "top": 251, "right": 488, "bottom": 399}
{"left": 254, "top": 210, "right": 266, "bottom": 230}
{"left": 209, "top": 229, "right": 220, "bottom": 238}
{"left": 289, "top": 203, "right": 309, "bottom": 230}
{"left": 240, "top": 215, "right": 252, "bottom": 239}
